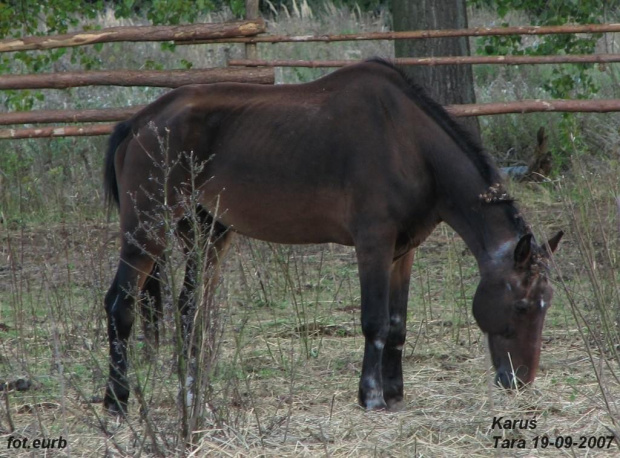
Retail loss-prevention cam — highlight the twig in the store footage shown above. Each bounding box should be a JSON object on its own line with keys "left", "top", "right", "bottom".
{"left": 3, "top": 387, "right": 15, "bottom": 433}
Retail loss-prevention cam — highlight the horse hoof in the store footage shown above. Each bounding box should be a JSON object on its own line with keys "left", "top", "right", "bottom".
{"left": 386, "top": 398, "right": 406, "bottom": 411}
{"left": 104, "top": 396, "right": 128, "bottom": 417}
{"left": 361, "top": 397, "right": 388, "bottom": 411}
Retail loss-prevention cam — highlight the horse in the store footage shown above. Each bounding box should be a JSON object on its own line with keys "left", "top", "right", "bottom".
{"left": 102, "top": 58, "right": 562, "bottom": 415}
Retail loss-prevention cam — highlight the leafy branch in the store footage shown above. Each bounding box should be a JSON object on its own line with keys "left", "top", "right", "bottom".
{"left": 470, "top": 0, "right": 602, "bottom": 99}
{"left": 0, "top": 0, "right": 222, "bottom": 111}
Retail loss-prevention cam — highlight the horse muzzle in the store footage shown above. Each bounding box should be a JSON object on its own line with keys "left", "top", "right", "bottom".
{"left": 495, "top": 364, "right": 534, "bottom": 389}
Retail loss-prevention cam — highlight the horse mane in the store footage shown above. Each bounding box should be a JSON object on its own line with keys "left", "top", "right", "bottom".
{"left": 366, "top": 58, "right": 502, "bottom": 186}
{"left": 366, "top": 58, "right": 530, "bottom": 235}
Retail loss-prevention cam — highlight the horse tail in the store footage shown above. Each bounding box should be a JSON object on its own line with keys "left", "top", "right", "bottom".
{"left": 104, "top": 120, "right": 133, "bottom": 212}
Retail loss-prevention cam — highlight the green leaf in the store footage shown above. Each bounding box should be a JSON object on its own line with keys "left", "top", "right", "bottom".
{"left": 180, "top": 59, "right": 194, "bottom": 70}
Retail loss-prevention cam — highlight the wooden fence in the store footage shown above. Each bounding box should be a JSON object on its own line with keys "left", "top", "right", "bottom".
{"left": 1, "top": 11, "right": 620, "bottom": 139}
{"left": 0, "top": 68, "right": 273, "bottom": 90}
{"left": 228, "top": 54, "right": 620, "bottom": 68}
{"left": 6, "top": 98, "right": 620, "bottom": 140}
{"left": 0, "top": 19, "right": 265, "bottom": 52}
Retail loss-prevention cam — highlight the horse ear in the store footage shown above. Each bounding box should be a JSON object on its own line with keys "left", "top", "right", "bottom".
{"left": 514, "top": 234, "right": 534, "bottom": 268}
{"left": 542, "top": 230, "right": 564, "bottom": 257}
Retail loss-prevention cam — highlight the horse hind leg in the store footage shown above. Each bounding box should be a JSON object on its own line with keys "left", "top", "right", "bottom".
{"left": 175, "top": 208, "right": 233, "bottom": 409}
{"left": 139, "top": 262, "right": 164, "bottom": 359}
{"left": 104, "top": 241, "right": 162, "bottom": 416}
{"left": 176, "top": 207, "right": 211, "bottom": 355}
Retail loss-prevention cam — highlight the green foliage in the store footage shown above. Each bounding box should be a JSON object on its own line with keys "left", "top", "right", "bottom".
{"left": 227, "top": 0, "right": 246, "bottom": 17}
{"left": 0, "top": 1, "right": 106, "bottom": 110}
{"left": 114, "top": 0, "right": 215, "bottom": 24}
{"left": 470, "top": 0, "right": 602, "bottom": 99}
{"left": 0, "top": 0, "right": 221, "bottom": 111}
{"left": 470, "top": 0, "right": 607, "bottom": 159}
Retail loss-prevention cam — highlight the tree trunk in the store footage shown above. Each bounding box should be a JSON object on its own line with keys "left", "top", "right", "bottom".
{"left": 391, "top": 0, "right": 480, "bottom": 141}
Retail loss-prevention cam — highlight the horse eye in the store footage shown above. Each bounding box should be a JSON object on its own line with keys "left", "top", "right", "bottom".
{"left": 514, "top": 299, "right": 529, "bottom": 314}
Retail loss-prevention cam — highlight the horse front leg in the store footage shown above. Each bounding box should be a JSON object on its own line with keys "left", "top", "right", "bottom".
{"left": 382, "top": 249, "right": 414, "bottom": 410}
{"left": 355, "top": 231, "right": 396, "bottom": 410}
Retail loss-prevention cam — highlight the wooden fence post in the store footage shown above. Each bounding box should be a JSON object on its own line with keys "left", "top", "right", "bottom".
{"left": 245, "top": 0, "right": 260, "bottom": 60}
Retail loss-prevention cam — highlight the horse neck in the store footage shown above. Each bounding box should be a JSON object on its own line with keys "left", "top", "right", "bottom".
{"left": 433, "top": 158, "right": 529, "bottom": 272}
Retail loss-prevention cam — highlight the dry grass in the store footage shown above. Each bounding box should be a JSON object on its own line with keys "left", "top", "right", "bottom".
{"left": 1, "top": 171, "right": 619, "bottom": 456}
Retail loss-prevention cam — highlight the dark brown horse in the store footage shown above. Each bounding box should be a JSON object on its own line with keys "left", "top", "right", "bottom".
{"left": 103, "top": 59, "right": 562, "bottom": 415}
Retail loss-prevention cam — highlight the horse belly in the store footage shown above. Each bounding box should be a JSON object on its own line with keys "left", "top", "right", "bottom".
{"left": 198, "top": 180, "right": 353, "bottom": 245}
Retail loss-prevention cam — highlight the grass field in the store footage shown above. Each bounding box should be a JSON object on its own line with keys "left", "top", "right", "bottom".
{"left": 1, "top": 3, "right": 619, "bottom": 457}
{"left": 1, "top": 175, "right": 618, "bottom": 456}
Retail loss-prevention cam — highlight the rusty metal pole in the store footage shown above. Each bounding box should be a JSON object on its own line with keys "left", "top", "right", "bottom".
{"left": 245, "top": 0, "right": 260, "bottom": 60}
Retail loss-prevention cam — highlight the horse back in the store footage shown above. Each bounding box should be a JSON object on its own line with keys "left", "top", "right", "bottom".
{"left": 112, "top": 62, "right": 439, "bottom": 246}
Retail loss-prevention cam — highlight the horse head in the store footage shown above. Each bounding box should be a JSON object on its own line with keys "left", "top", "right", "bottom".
{"left": 473, "top": 231, "right": 563, "bottom": 388}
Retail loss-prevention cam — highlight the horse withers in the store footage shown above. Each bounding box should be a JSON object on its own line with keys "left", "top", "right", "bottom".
{"left": 103, "top": 58, "right": 562, "bottom": 414}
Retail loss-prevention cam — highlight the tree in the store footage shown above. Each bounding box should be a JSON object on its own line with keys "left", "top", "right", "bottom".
{"left": 391, "top": 0, "right": 480, "bottom": 141}
{"left": 471, "top": 0, "right": 601, "bottom": 100}
{"left": 470, "top": 0, "right": 604, "bottom": 157}
{"left": 0, "top": 0, "right": 219, "bottom": 111}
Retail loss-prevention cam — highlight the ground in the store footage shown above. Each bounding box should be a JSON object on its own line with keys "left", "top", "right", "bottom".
{"left": 1, "top": 182, "right": 618, "bottom": 457}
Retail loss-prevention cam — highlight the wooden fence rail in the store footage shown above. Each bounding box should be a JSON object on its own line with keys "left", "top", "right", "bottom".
{"left": 0, "top": 107, "right": 142, "bottom": 125}
{"left": 179, "top": 23, "right": 620, "bottom": 45}
{"left": 229, "top": 54, "right": 620, "bottom": 68}
{"left": 0, "top": 19, "right": 265, "bottom": 53}
{"left": 448, "top": 99, "right": 620, "bottom": 116}
{"left": 3, "top": 20, "right": 620, "bottom": 140}
{"left": 0, "top": 125, "right": 114, "bottom": 139}
{"left": 0, "top": 67, "right": 274, "bottom": 90}
{"left": 2, "top": 20, "right": 614, "bottom": 53}
{"left": 4, "top": 98, "right": 620, "bottom": 139}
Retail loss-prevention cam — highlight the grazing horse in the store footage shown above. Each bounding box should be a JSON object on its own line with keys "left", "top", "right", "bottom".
{"left": 103, "top": 59, "right": 562, "bottom": 415}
